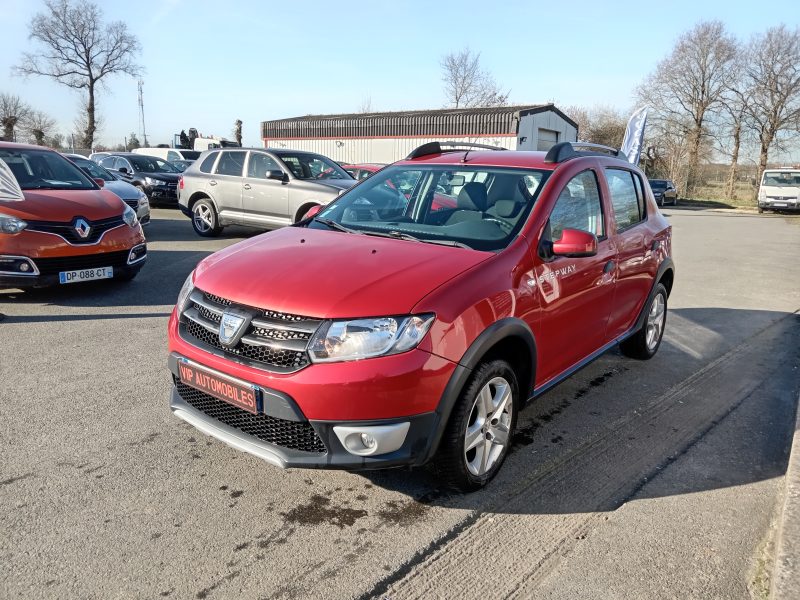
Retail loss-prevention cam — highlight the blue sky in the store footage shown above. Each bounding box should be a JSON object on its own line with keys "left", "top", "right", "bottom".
{"left": 0, "top": 0, "right": 796, "bottom": 148}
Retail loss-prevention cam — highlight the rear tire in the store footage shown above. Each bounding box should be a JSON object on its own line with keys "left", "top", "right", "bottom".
{"left": 191, "top": 199, "right": 222, "bottom": 237}
{"left": 434, "top": 360, "right": 519, "bottom": 492}
{"left": 620, "top": 283, "right": 667, "bottom": 360}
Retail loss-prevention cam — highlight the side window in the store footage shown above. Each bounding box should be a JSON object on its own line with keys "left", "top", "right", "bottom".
{"left": 606, "top": 169, "right": 645, "bottom": 230}
{"left": 167, "top": 151, "right": 179, "bottom": 161}
{"left": 548, "top": 170, "right": 604, "bottom": 241}
{"left": 199, "top": 152, "right": 218, "bottom": 173}
{"left": 115, "top": 158, "right": 130, "bottom": 171}
{"left": 246, "top": 153, "right": 281, "bottom": 179}
{"left": 99, "top": 156, "right": 116, "bottom": 169}
{"left": 214, "top": 151, "right": 246, "bottom": 177}
{"left": 631, "top": 172, "right": 646, "bottom": 218}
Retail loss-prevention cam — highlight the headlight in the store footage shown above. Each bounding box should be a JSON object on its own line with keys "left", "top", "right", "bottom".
{"left": 0, "top": 212, "right": 28, "bottom": 234}
{"left": 137, "top": 188, "right": 149, "bottom": 203}
{"left": 122, "top": 204, "right": 138, "bottom": 227}
{"left": 309, "top": 314, "right": 434, "bottom": 363}
{"left": 176, "top": 272, "right": 195, "bottom": 312}
{"left": 144, "top": 176, "right": 164, "bottom": 186}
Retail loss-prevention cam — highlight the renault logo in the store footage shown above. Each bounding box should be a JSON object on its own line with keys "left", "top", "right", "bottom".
{"left": 219, "top": 309, "right": 251, "bottom": 347}
{"left": 74, "top": 218, "right": 91, "bottom": 239}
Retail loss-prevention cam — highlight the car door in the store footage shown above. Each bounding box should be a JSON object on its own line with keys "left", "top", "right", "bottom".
{"left": 209, "top": 150, "right": 246, "bottom": 218}
{"left": 604, "top": 168, "right": 655, "bottom": 339}
{"left": 532, "top": 168, "right": 617, "bottom": 386}
{"left": 242, "top": 151, "right": 289, "bottom": 224}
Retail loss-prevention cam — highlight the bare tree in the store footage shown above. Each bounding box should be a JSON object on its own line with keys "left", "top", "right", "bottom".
{"left": 440, "top": 48, "right": 509, "bottom": 108}
{"left": 358, "top": 96, "right": 373, "bottom": 113}
{"left": 15, "top": 0, "right": 142, "bottom": 149}
{"left": 0, "top": 93, "right": 30, "bottom": 141}
{"left": 566, "top": 104, "right": 628, "bottom": 148}
{"left": 233, "top": 119, "right": 243, "bottom": 146}
{"left": 45, "top": 132, "right": 65, "bottom": 150}
{"left": 742, "top": 25, "right": 800, "bottom": 190}
{"left": 23, "top": 109, "right": 56, "bottom": 145}
{"left": 638, "top": 21, "right": 738, "bottom": 194}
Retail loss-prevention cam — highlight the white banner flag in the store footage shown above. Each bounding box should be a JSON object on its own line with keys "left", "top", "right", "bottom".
{"left": 0, "top": 159, "right": 24, "bottom": 201}
{"left": 620, "top": 106, "right": 648, "bottom": 165}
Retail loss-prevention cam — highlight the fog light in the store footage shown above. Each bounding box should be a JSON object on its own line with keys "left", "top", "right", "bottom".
{"left": 19, "top": 262, "right": 30, "bottom": 272}
{"left": 333, "top": 422, "right": 411, "bottom": 457}
{"left": 360, "top": 433, "right": 377, "bottom": 449}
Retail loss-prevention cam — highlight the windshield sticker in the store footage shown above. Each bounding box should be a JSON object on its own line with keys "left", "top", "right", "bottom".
{"left": 0, "top": 158, "right": 24, "bottom": 201}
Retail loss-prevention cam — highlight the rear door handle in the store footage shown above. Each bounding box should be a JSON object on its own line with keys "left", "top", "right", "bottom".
{"left": 209, "top": 180, "right": 217, "bottom": 186}
{"left": 243, "top": 183, "right": 251, "bottom": 190}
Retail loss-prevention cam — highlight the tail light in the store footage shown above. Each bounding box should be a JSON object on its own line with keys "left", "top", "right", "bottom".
{"left": 179, "top": 176, "right": 184, "bottom": 190}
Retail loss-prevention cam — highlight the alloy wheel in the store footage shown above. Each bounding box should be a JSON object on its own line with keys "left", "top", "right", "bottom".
{"left": 464, "top": 376, "right": 513, "bottom": 476}
{"left": 646, "top": 292, "right": 666, "bottom": 351}
{"left": 193, "top": 204, "right": 213, "bottom": 233}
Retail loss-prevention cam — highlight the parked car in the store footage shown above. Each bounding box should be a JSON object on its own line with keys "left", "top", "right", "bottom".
{"left": 179, "top": 148, "right": 357, "bottom": 236}
{"left": 0, "top": 142, "right": 146, "bottom": 289}
{"left": 757, "top": 169, "right": 800, "bottom": 213}
{"left": 170, "top": 159, "right": 195, "bottom": 172}
{"left": 88, "top": 151, "right": 113, "bottom": 163}
{"left": 342, "top": 163, "right": 386, "bottom": 180}
{"left": 64, "top": 154, "right": 150, "bottom": 225}
{"left": 647, "top": 179, "right": 677, "bottom": 206}
{"left": 97, "top": 153, "right": 181, "bottom": 206}
{"left": 132, "top": 147, "right": 201, "bottom": 162}
{"left": 167, "top": 141, "right": 674, "bottom": 491}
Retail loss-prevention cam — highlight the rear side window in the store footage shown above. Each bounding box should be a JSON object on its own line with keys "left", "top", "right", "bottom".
{"left": 199, "top": 152, "right": 218, "bottom": 173}
{"left": 215, "top": 151, "right": 246, "bottom": 177}
{"left": 606, "top": 169, "right": 645, "bottom": 230}
{"left": 548, "top": 170, "right": 604, "bottom": 241}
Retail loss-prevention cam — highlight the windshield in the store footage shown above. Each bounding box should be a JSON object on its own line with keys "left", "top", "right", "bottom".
{"left": 308, "top": 165, "right": 550, "bottom": 252}
{"left": 0, "top": 148, "right": 96, "bottom": 191}
{"left": 71, "top": 156, "right": 116, "bottom": 182}
{"left": 277, "top": 153, "right": 352, "bottom": 180}
{"left": 172, "top": 160, "right": 193, "bottom": 172}
{"left": 762, "top": 171, "right": 800, "bottom": 187}
{"left": 129, "top": 155, "right": 179, "bottom": 173}
{"left": 648, "top": 180, "right": 668, "bottom": 189}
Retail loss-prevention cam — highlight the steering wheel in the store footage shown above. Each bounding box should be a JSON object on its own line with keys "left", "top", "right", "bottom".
{"left": 483, "top": 217, "right": 513, "bottom": 233}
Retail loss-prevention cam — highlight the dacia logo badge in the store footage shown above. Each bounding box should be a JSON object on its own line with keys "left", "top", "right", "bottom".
{"left": 219, "top": 310, "right": 249, "bottom": 347}
{"left": 74, "top": 218, "right": 91, "bottom": 239}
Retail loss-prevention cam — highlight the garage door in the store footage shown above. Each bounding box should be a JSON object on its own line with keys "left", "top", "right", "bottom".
{"left": 537, "top": 129, "right": 559, "bottom": 151}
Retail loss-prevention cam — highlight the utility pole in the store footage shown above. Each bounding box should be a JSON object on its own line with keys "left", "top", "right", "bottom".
{"left": 138, "top": 79, "right": 148, "bottom": 147}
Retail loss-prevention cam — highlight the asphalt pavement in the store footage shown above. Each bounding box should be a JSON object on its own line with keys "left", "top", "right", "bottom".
{"left": 1, "top": 207, "right": 798, "bottom": 599}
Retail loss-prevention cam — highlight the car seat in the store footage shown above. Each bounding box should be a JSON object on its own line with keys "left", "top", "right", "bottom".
{"left": 445, "top": 182, "right": 488, "bottom": 225}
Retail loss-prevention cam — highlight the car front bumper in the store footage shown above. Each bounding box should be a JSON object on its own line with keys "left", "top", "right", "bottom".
{"left": 760, "top": 199, "right": 800, "bottom": 210}
{"left": 167, "top": 352, "right": 442, "bottom": 470}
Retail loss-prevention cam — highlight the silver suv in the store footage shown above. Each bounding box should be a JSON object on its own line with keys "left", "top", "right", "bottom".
{"left": 178, "top": 148, "right": 356, "bottom": 236}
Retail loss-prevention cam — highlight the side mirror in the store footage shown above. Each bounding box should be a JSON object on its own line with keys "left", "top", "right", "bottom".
{"left": 304, "top": 204, "right": 322, "bottom": 219}
{"left": 265, "top": 170, "right": 286, "bottom": 181}
{"left": 118, "top": 167, "right": 128, "bottom": 174}
{"left": 93, "top": 178, "right": 105, "bottom": 188}
{"left": 552, "top": 228, "right": 598, "bottom": 257}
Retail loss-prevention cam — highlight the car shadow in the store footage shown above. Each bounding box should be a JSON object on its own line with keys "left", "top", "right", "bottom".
{"left": 356, "top": 307, "right": 800, "bottom": 518}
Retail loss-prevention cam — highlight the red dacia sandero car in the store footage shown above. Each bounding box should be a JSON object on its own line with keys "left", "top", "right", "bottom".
{"left": 167, "top": 141, "right": 673, "bottom": 490}
{"left": 0, "top": 143, "right": 146, "bottom": 289}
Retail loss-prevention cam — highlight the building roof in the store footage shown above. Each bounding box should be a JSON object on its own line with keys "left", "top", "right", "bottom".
{"left": 262, "top": 104, "right": 578, "bottom": 140}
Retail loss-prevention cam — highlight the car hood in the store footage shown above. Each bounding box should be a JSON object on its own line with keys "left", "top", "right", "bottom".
{"left": 1, "top": 188, "right": 126, "bottom": 221}
{"left": 103, "top": 179, "right": 141, "bottom": 200}
{"left": 761, "top": 185, "right": 799, "bottom": 197}
{"left": 194, "top": 226, "right": 491, "bottom": 318}
{"left": 141, "top": 172, "right": 180, "bottom": 183}
{"left": 312, "top": 179, "right": 357, "bottom": 192}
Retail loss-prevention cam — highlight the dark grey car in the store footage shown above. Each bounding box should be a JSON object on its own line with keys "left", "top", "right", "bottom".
{"left": 648, "top": 179, "right": 678, "bottom": 207}
{"left": 178, "top": 148, "right": 356, "bottom": 237}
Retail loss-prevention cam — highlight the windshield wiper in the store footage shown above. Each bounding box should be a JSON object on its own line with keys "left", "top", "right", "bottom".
{"left": 313, "top": 217, "right": 361, "bottom": 234}
{"left": 363, "top": 229, "right": 471, "bottom": 249}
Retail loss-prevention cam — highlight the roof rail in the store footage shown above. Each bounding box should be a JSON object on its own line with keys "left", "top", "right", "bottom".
{"left": 406, "top": 141, "right": 506, "bottom": 160}
{"left": 544, "top": 142, "right": 628, "bottom": 164}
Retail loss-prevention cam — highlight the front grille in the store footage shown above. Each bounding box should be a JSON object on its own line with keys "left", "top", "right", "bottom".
{"left": 179, "top": 289, "right": 322, "bottom": 373}
{"left": 175, "top": 380, "right": 327, "bottom": 453}
{"left": 33, "top": 250, "right": 133, "bottom": 275}
{"left": 27, "top": 215, "right": 126, "bottom": 244}
{"left": 123, "top": 199, "right": 139, "bottom": 209}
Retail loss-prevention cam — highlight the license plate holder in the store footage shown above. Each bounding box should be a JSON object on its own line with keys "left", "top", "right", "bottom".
{"left": 59, "top": 266, "right": 114, "bottom": 284}
{"left": 178, "top": 359, "right": 260, "bottom": 414}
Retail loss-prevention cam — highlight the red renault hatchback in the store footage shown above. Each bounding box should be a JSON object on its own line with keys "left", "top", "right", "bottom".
{"left": 0, "top": 143, "right": 146, "bottom": 289}
{"left": 167, "top": 141, "right": 673, "bottom": 490}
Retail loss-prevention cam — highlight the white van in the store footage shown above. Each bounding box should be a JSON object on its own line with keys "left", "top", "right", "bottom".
{"left": 757, "top": 168, "right": 800, "bottom": 213}
{"left": 133, "top": 148, "right": 202, "bottom": 162}
{"left": 193, "top": 137, "right": 241, "bottom": 151}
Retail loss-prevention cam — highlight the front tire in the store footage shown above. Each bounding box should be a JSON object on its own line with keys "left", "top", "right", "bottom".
{"left": 620, "top": 283, "right": 667, "bottom": 360}
{"left": 434, "top": 360, "right": 519, "bottom": 491}
{"left": 191, "top": 199, "right": 222, "bottom": 237}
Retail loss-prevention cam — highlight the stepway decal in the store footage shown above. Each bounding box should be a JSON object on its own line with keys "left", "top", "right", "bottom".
{"left": 538, "top": 264, "right": 576, "bottom": 284}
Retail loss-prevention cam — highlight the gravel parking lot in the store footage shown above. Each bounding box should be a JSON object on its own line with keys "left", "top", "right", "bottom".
{"left": 2, "top": 208, "right": 799, "bottom": 599}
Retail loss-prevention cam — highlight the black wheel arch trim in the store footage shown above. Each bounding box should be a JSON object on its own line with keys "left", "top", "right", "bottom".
{"left": 421, "top": 317, "right": 537, "bottom": 464}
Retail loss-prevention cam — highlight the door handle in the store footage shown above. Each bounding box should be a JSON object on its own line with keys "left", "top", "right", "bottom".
{"left": 651, "top": 240, "right": 661, "bottom": 251}
{"left": 243, "top": 183, "right": 251, "bottom": 190}
{"left": 603, "top": 260, "right": 615, "bottom": 274}
{"left": 209, "top": 180, "right": 217, "bottom": 186}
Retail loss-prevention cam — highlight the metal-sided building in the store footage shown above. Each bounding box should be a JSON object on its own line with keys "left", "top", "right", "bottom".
{"left": 261, "top": 104, "right": 578, "bottom": 164}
